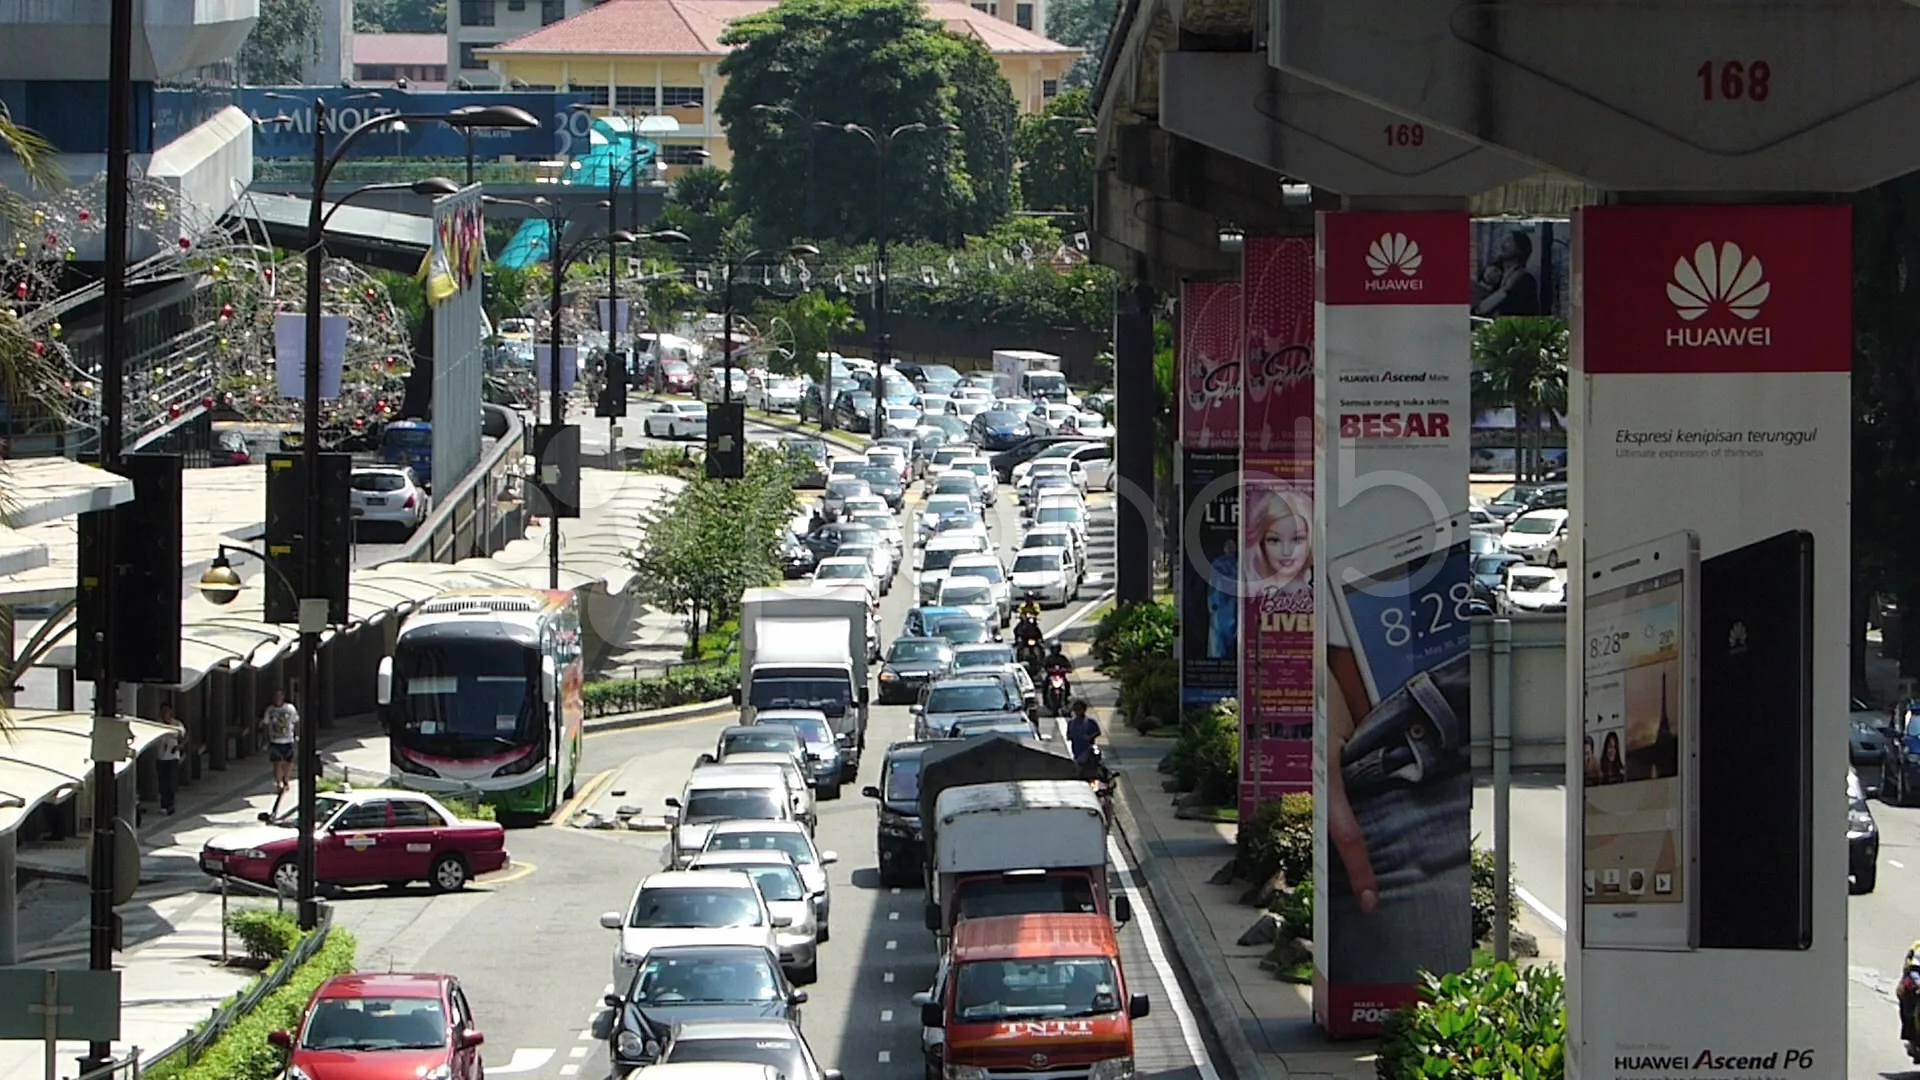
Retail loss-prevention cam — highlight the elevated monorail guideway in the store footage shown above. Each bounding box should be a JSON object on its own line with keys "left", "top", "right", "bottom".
{"left": 1272, "top": 0, "right": 1920, "bottom": 192}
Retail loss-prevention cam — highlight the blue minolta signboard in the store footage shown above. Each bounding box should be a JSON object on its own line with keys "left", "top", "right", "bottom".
{"left": 241, "top": 87, "right": 595, "bottom": 160}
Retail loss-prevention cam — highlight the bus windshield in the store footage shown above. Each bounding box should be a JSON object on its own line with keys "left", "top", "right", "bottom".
{"left": 391, "top": 637, "right": 543, "bottom": 753}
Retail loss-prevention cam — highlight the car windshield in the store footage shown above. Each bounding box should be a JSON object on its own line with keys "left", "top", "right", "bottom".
{"left": 925, "top": 416, "right": 967, "bottom": 436}
{"left": 722, "top": 731, "right": 803, "bottom": 757}
{"left": 926, "top": 684, "right": 1015, "bottom": 712}
{"left": 979, "top": 410, "right": 1020, "bottom": 427}
{"left": 827, "top": 480, "right": 871, "bottom": 498}
{"left": 705, "top": 830, "right": 816, "bottom": 865}
{"left": 935, "top": 515, "right": 983, "bottom": 534}
{"left": 1510, "top": 574, "right": 1558, "bottom": 592}
{"left": 665, "top": 1038, "right": 809, "bottom": 1077}
{"left": 926, "top": 496, "right": 971, "bottom": 515}
{"left": 952, "top": 957, "right": 1121, "bottom": 1021}
{"left": 892, "top": 640, "right": 952, "bottom": 662}
{"left": 1472, "top": 556, "right": 1514, "bottom": 575}
{"left": 352, "top": 472, "right": 409, "bottom": 492}
{"left": 923, "top": 547, "right": 969, "bottom": 572}
{"left": 630, "top": 954, "right": 782, "bottom": 1004}
{"left": 724, "top": 863, "right": 807, "bottom": 902}
{"left": 955, "top": 647, "right": 1014, "bottom": 669}
{"left": 934, "top": 476, "right": 975, "bottom": 494}
{"left": 954, "top": 562, "right": 1004, "bottom": 583}
{"left": 885, "top": 756, "right": 923, "bottom": 801}
{"left": 762, "top": 716, "right": 831, "bottom": 744}
{"left": 391, "top": 637, "right": 543, "bottom": 752}
{"left": 858, "top": 468, "right": 898, "bottom": 488}
{"left": 942, "top": 584, "right": 992, "bottom": 605}
{"left": 1509, "top": 516, "right": 1558, "bottom": 535}
{"left": 663, "top": 362, "right": 692, "bottom": 375}
{"left": 300, "top": 996, "right": 448, "bottom": 1050}
{"left": 1037, "top": 506, "right": 1081, "bottom": 525}
{"left": 682, "top": 788, "right": 784, "bottom": 824}
{"left": 1013, "top": 553, "right": 1062, "bottom": 573}
{"left": 629, "top": 886, "right": 764, "bottom": 928}
{"left": 1024, "top": 532, "right": 1069, "bottom": 550}
{"left": 958, "top": 461, "right": 990, "bottom": 476}
{"left": 283, "top": 795, "right": 349, "bottom": 827}
{"left": 1491, "top": 485, "right": 1540, "bottom": 504}
{"left": 1029, "top": 461, "right": 1069, "bottom": 475}
{"left": 932, "top": 620, "right": 991, "bottom": 644}
{"left": 817, "top": 563, "right": 868, "bottom": 580}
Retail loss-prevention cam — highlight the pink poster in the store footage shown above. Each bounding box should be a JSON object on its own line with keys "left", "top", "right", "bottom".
{"left": 1179, "top": 282, "right": 1242, "bottom": 448}
{"left": 1238, "top": 236, "right": 1316, "bottom": 817}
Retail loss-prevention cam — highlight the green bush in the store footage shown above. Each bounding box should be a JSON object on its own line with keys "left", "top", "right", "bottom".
{"left": 583, "top": 662, "right": 740, "bottom": 717}
{"left": 1377, "top": 959, "right": 1566, "bottom": 1080}
{"left": 1115, "top": 653, "right": 1178, "bottom": 731}
{"left": 632, "top": 445, "right": 703, "bottom": 478}
{"left": 1275, "top": 873, "right": 1314, "bottom": 940}
{"left": 1169, "top": 700, "right": 1238, "bottom": 806}
{"left": 1470, "top": 846, "right": 1521, "bottom": 943}
{"left": 1089, "top": 601, "right": 1176, "bottom": 672}
{"left": 224, "top": 909, "right": 300, "bottom": 962}
{"left": 1238, "top": 793, "right": 1314, "bottom": 885}
{"left": 440, "top": 797, "right": 498, "bottom": 822}
{"left": 146, "top": 928, "right": 358, "bottom": 1080}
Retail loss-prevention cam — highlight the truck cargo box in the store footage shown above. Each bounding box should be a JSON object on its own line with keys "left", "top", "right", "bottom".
{"left": 931, "top": 780, "right": 1106, "bottom": 874}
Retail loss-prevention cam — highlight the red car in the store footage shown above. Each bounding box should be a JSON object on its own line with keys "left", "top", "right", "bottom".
{"left": 658, "top": 360, "right": 698, "bottom": 394}
{"left": 271, "top": 972, "right": 485, "bottom": 1080}
{"left": 200, "top": 789, "right": 510, "bottom": 894}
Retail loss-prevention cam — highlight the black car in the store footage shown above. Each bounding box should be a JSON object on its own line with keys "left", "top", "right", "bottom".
{"left": 863, "top": 742, "right": 930, "bottom": 887}
{"left": 897, "top": 362, "right": 962, "bottom": 395}
{"left": 599, "top": 944, "right": 806, "bottom": 1072}
{"left": 1849, "top": 769, "right": 1879, "bottom": 894}
{"left": 989, "top": 436, "right": 1100, "bottom": 483}
{"left": 878, "top": 637, "right": 956, "bottom": 704}
{"left": 873, "top": 435, "right": 926, "bottom": 480}
{"left": 855, "top": 465, "right": 906, "bottom": 509}
{"left": 969, "top": 410, "right": 1032, "bottom": 452}
{"left": 833, "top": 391, "right": 878, "bottom": 432}
{"left": 781, "top": 535, "right": 818, "bottom": 579}
{"left": 803, "top": 379, "right": 857, "bottom": 422}
{"left": 1485, "top": 482, "right": 1569, "bottom": 524}
{"left": 800, "top": 520, "right": 882, "bottom": 562}
{"left": 786, "top": 439, "right": 830, "bottom": 489}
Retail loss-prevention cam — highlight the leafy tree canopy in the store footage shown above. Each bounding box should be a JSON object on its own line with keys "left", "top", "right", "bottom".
{"left": 825, "top": 217, "right": 1114, "bottom": 331}
{"left": 716, "top": 0, "right": 1017, "bottom": 247}
{"left": 354, "top": 0, "right": 445, "bottom": 33}
{"left": 239, "top": 0, "right": 321, "bottom": 85}
{"left": 1044, "top": 0, "right": 1118, "bottom": 89}
{"left": 1015, "top": 87, "right": 1094, "bottom": 215}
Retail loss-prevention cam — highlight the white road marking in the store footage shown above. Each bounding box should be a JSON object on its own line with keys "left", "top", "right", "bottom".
{"left": 879, "top": 1052, "right": 893, "bottom": 1064}
{"left": 885, "top": 939, "right": 897, "bottom": 950}
{"left": 889, "top": 910, "right": 900, "bottom": 921}
{"left": 891, "top": 887, "right": 901, "bottom": 895}
{"left": 1517, "top": 886, "right": 1567, "bottom": 934}
{"left": 883, "top": 971, "right": 895, "bottom": 983}
{"left": 560, "top": 1066, "right": 580, "bottom": 1077}
{"left": 1106, "top": 836, "right": 1220, "bottom": 1080}
{"left": 578, "top": 1029, "right": 596, "bottom": 1041}
{"left": 881, "top": 1009, "right": 894, "bottom": 1022}
{"left": 570, "top": 1046, "right": 590, "bottom": 1059}
{"left": 603, "top": 983, "right": 615, "bottom": 996}
{"left": 486, "top": 1049, "right": 556, "bottom": 1075}
{"left": 1892, "top": 859, "right": 1906, "bottom": 869}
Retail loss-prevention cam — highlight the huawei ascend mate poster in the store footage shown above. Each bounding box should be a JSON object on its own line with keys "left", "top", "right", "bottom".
{"left": 1179, "top": 281, "right": 1242, "bottom": 712}
{"left": 1570, "top": 204, "right": 1846, "bottom": 1079}
{"left": 1311, "top": 212, "right": 1473, "bottom": 1037}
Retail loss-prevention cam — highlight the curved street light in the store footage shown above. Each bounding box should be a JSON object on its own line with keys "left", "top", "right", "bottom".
{"left": 713, "top": 244, "right": 821, "bottom": 409}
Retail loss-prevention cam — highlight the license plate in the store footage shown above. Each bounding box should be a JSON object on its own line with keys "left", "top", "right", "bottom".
{"left": 203, "top": 856, "right": 225, "bottom": 872}
{"left": 365, "top": 496, "right": 386, "bottom": 506}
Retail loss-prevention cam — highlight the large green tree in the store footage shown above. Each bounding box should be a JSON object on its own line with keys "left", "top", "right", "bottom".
{"left": 354, "top": 0, "right": 445, "bottom": 32}
{"left": 1015, "top": 87, "right": 1094, "bottom": 217}
{"left": 1043, "top": 0, "right": 1118, "bottom": 88}
{"left": 716, "top": 0, "right": 1016, "bottom": 247}
{"left": 238, "top": 0, "right": 321, "bottom": 85}
{"left": 1470, "top": 316, "right": 1568, "bottom": 482}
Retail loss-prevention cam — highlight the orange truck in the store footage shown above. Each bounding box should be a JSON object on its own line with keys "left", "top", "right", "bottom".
{"left": 914, "top": 913, "right": 1150, "bottom": 1080}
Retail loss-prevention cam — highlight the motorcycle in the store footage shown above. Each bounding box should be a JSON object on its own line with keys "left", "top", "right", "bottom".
{"left": 1902, "top": 949, "right": 1920, "bottom": 1062}
{"left": 1014, "top": 632, "right": 1046, "bottom": 677}
{"left": 1043, "top": 665, "right": 1072, "bottom": 717}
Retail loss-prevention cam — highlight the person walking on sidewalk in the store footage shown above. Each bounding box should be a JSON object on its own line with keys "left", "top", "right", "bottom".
{"left": 154, "top": 702, "right": 185, "bottom": 815}
{"left": 261, "top": 689, "right": 299, "bottom": 797}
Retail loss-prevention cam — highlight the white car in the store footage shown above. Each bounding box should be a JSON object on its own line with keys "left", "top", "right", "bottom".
{"left": 813, "top": 556, "right": 880, "bottom": 603}
{"left": 917, "top": 494, "right": 979, "bottom": 545}
{"left": 948, "top": 553, "right": 1012, "bottom": 625}
{"left": 1032, "top": 496, "right": 1089, "bottom": 556}
{"left": 937, "top": 574, "right": 999, "bottom": 625}
{"left": 1500, "top": 565, "right": 1567, "bottom": 613}
{"left": 846, "top": 507, "right": 904, "bottom": 554}
{"left": 1028, "top": 402, "right": 1082, "bottom": 436}
{"left": 950, "top": 398, "right": 992, "bottom": 421}
{"left": 926, "top": 444, "right": 972, "bottom": 480}
{"left": 950, "top": 457, "right": 997, "bottom": 506}
{"left": 709, "top": 753, "right": 818, "bottom": 833}
{"left": 882, "top": 404, "right": 922, "bottom": 431}
{"left": 699, "top": 820, "right": 840, "bottom": 928}
{"left": 349, "top": 465, "right": 429, "bottom": 534}
{"left": 748, "top": 375, "right": 804, "bottom": 412}
{"left": 1019, "top": 459, "right": 1084, "bottom": 502}
{"left": 644, "top": 400, "right": 709, "bottom": 440}
{"left": 918, "top": 535, "right": 987, "bottom": 603}
{"left": 688, "top": 851, "right": 822, "bottom": 983}
{"left": 1009, "top": 546, "right": 1076, "bottom": 607}
{"left": 1011, "top": 441, "right": 1102, "bottom": 487}
{"left": 663, "top": 765, "right": 801, "bottom": 869}
{"left": 920, "top": 393, "right": 954, "bottom": 418}
{"left": 1501, "top": 508, "right": 1571, "bottom": 566}
{"left": 599, "top": 870, "right": 784, "bottom": 988}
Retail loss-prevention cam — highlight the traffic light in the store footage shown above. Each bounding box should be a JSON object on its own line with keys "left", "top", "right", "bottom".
{"left": 596, "top": 349, "right": 629, "bottom": 418}
{"left": 263, "top": 453, "right": 352, "bottom": 625}
{"left": 75, "top": 453, "right": 183, "bottom": 684}
{"left": 706, "top": 401, "right": 746, "bottom": 479}
{"left": 531, "top": 424, "right": 582, "bottom": 517}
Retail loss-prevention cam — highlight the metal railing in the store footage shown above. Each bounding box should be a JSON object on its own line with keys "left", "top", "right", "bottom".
{"left": 143, "top": 905, "right": 336, "bottom": 1074}
{"left": 380, "top": 404, "right": 529, "bottom": 568}
{"left": 73, "top": 1047, "right": 142, "bottom": 1080}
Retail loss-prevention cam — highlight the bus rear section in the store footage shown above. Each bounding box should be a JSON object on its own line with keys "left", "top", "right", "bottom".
{"left": 381, "top": 420, "right": 434, "bottom": 487}
{"left": 378, "top": 589, "right": 584, "bottom": 817}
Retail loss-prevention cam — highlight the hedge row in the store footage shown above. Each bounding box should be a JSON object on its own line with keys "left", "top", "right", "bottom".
{"left": 583, "top": 663, "right": 739, "bottom": 717}
{"left": 145, "top": 926, "right": 358, "bottom": 1080}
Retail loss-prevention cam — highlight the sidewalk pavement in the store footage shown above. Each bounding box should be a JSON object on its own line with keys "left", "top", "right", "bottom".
{"left": 1070, "top": 638, "right": 1563, "bottom": 1080}
{"left": 5, "top": 718, "right": 391, "bottom": 1080}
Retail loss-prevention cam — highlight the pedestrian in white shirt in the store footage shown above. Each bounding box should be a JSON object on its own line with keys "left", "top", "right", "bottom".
{"left": 155, "top": 702, "right": 185, "bottom": 815}
{"left": 260, "top": 689, "right": 298, "bottom": 795}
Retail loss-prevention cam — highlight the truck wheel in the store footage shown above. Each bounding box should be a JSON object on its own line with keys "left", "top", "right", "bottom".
{"left": 1854, "top": 863, "right": 1878, "bottom": 894}
{"left": 795, "top": 960, "right": 819, "bottom": 985}
{"left": 819, "top": 781, "right": 843, "bottom": 801}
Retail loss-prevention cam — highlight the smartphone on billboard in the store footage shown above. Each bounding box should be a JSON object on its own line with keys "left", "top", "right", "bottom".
{"left": 1698, "top": 530, "right": 1814, "bottom": 950}
{"left": 1329, "top": 514, "right": 1474, "bottom": 712}
{"left": 1581, "top": 530, "right": 1699, "bottom": 951}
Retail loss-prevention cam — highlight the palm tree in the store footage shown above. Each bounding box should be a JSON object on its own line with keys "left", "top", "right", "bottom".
{"left": 1471, "top": 316, "right": 1568, "bottom": 482}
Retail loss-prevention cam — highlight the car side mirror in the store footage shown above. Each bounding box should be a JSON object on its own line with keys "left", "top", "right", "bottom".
{"left": 599, "top": 911, "right": 623, "bottom": 929}
{"left": 664, "top": 797, "right": 681, "bottom": 809}
{"left": 824, "top": 1070, "right": 844, "bottom": 1080}
{"left": 257, "top": 811, "right": 273, "bottom": 823}
{"left": 908, "top": 705, "right": 923, "bottom": 715}
{"left": 457, "top": 1029, "right": 485, "bottom": 1050}
{"left": 772, "top": 915, "right": 794, "bottom": 928}
{"left": 862, "top": 785, "right": 882, "bottom": 799}
{"left": 1114, "top": 895, "right": 1133, "bottom": 924}
{"left": 268, "top": 1030, "right": 292, "bottom": 1050}
{"left": 604, "top": 993, "right": 624, "bottom": 1008}
{"left": 924, "top": 902, "right": 942, "bottom": 931}
{"left": 921, "top": 1000, "right": 945, "bottom": 1028}
{"left": 376, "top": 656, "right": 393, "bottom": 706}
{"left": 821, "top": 851, "right": 839, "bottom": 865}
{"left": 1128, "top": 993, "right": 1151, "bottom": 1019}
{"left": 731, "top": 688, "right": 742, "bottom": 704}
{"left": 698, "top": 753, "right": 717, "bottom": 765}
{"left": 790, "top": 990, "right": 810, "bottom": 1005}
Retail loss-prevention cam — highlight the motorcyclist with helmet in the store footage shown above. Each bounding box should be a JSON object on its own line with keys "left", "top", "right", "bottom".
{"left": 1041, "top": 639, "right": 1074, "bottom": 715}
{"left": 1013, "top": 597, "right": 1046, "bottom": 674}
{"left": 1901, "top": 939, "right": 1920, "bottom": 1060}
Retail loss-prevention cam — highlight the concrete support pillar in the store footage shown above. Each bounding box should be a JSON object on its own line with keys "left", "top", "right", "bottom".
{"left": 57, "top": 668, "right": 74, "bottom": 711}
{"left": 0, "top": 829, "right": 16, "bottom": 965}
{"left": 1113, "top": 281, "right": 1159, "bottom": 606}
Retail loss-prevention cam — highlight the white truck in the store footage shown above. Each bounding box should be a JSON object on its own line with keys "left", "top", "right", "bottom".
{"left": 921, "top": 778, "right": 1126, "bottom": 939}
{"left": 990, "top": 349, "right": 1069, "bottom": 403}
{"left": 738, "top": 586, "right": 872, "bottom": 779}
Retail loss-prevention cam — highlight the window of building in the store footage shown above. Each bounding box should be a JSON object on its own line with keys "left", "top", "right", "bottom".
{"left": 971, "top": 1, "right": 997, "bottom": 12}
{"left": 542, "top": 0, "right": 565, "bottom": 22}
{"left": 572, "top": 84, "right": 610, "bottom": 105}
{"left": 1015, "top": 2, "right": 1033, "bottom": 28}
{"left": 459, "top": 0, "right": 496, "bottom": 26}
{"left": 615, "top": 86, "right": 658, "bottom": 108}
{"left": 660, "top": 144, "right": 710, "bottom": 166}
{"left": 458, "top": 43, "right": 491, "bottom": 70}
{"left": 1042, "top": 79, "right": 1059, "bottom": 99}
{"left": 507, "top": 0, "right": 525, "bottom": 9}
{"left": 660, "top": 85, "right": 705, "bottom": 108}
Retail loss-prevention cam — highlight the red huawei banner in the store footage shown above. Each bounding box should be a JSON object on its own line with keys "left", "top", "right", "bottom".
{"left": 1179, "top": 282, "right": 1243, "bottom": 449}
{"left": 1318, "top": 212, "right": 1473, "bottom": 308}
{"left": 1576, "top": 205, "right": 1851, "bottom": 375}
{"left": 1240, "top": 236, "right": 1316, "bottom": 815}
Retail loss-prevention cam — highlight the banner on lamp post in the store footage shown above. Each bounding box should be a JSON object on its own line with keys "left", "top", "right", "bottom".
{"left": 272, "top": 313, "right": 348, "bottom": 400}
{"left": 533, "top": 345, "right": 580, "bottom": 395}
{"left": 597, "top": 299, "right": 633, "bottom": 334}
{"left": 1568, "top": 205, "right": 1847, "bottom": 1077}
{"left": 1240, "top": 237, "right": 1317, "bottom": 816}
{"left": 1312, "top": 212, "right": 1474, "bottom": 1037}
{"left": 1178, "top": 281, "right": 1243, "bottom": 718}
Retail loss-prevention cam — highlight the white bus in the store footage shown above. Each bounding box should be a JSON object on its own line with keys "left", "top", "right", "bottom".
{"left": 377, "top": 588, "right": 585, "bottom": 818}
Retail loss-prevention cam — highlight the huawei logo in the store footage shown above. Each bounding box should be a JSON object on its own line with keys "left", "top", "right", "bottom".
{"left": 1363, "top": 233, "right": 1424, "bottom": 293}
{"left": 1665, "top": 241, "right": 1773, "bottom": 348}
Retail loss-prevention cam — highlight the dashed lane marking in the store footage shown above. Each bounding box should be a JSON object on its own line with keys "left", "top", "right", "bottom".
{"left": 578, "top": 1029, "right": 596, "bottom": 1041}
{"left": 888, "top": 911, "right": 899, "bottom": 920}
{"left": 1108, "top": 836, "right": 1221, "bottom": 1080}
{"left": 560, "top": 1066, "right": 581, "bottom": 1077}
{"left": 1892, "top": 859, "right": 1906, "bottom": 869}
{"left": 885, "top": 940, "right": 897, "bottom": 950}
{"left": 570, "top": 1046, "right": 591, "bottom": 1059}
{"left": 879, "top": 1052, "right": 893, "bottom": 1064}
{"left": 485, "top": 1048, "right": 556, "bottom": 1075}
{"left": 881, "top": 1010, "right": 894, "bottom": 1022}
{"left": 883, "top": 972, "right": 895, "bottom": 983}
{"left": 890, "top": 887, "right": 901, "bottom": 895}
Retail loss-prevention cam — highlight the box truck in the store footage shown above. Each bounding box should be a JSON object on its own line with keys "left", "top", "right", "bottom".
{"left": 738, "top": 586, "right": 872, "bottom": 778}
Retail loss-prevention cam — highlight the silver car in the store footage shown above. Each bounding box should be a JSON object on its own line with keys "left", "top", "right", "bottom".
{"left": 689, "top": 851, "right": 822, "bottom": 984}
{"left": 349, "top": 466, "right": 429, "bottom": 534}
{"left": 699, "top": 820, "right": 839, "bottom": 933}
{"left": 753, "top": 709, "right": 845, "bottom": 799}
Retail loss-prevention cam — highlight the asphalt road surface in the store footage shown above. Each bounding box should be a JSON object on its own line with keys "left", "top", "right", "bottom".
{"left": 309, "top": 467, "right": 1220, "bottom": 1080}
{"left": 1471, "top": 777, "right": 1911, "bottom": 1076}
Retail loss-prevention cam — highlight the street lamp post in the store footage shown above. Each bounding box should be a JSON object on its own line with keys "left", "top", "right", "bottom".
{"left": 714, "top": 245, "right": 822, "bottom": 407}
{"left": 816, "top": 119, "right": 958, "bottom": 438}
{"left": 266, "top": 93, "right": 538, "bottom": 930}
